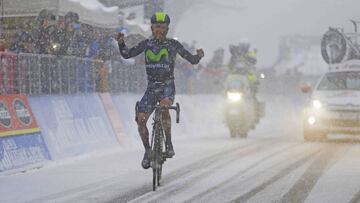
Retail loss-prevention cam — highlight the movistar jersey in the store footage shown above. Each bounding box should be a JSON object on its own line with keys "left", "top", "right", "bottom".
{"left": 118, "top": 38, "right": 201, "bottom": 82}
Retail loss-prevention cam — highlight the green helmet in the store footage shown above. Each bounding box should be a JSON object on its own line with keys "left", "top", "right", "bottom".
{"left": 151, "top": 12, "right": 170, "bottom": 25}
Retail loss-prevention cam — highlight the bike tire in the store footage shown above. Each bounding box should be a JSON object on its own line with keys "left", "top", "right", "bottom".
{"left": 152, "top": 127, "right": 161, "bottom": 191}
{"left": 157, "top": 162, "right": 162, "bottom": 186}
{"left": 152, "top": 145, "right": 159, "bottom": 191}
{"left": 152, "top": 129, "right": 159, "bottom": 191}
{"left": 152, "top": 167, "right": 157, "bottom": 191}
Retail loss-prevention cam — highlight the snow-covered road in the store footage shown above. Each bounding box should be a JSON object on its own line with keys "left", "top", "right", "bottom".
{"left": 2, "top": 94, "right": 360, "bottom": 203}
{"left": 21, "top": 136, "right": 360, "bottom": 203}
{"left": 125, "top": 139, "right": 360, "bottom": 203}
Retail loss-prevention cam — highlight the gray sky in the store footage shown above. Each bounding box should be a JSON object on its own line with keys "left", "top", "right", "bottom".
{"left": 170, "top": 0, "right": 360, "bottom": 66}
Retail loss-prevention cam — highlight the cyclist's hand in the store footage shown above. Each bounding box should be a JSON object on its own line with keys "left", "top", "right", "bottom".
{"left": 116, "top": 32, "right": 125, "bottom": 44}
{"left": 196, "top": 49, "right": 204, "bottom": 58}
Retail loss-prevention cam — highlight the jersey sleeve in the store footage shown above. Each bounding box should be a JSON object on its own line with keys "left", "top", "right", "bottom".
{"left": 174, "top": 40, "right": 201, "bottom": 65}
{"left": 118, "top": 39, "right": 147, "bottom": 59}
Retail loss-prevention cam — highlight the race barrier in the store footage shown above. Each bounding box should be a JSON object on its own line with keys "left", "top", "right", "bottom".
{"left": 0, "top": 52, "right": 222, "bottom": 95}
{"left": 0, "top": 93, "right": 123, "bottom": 172}
{"left": 28, "top": 94, "right": 119, "bottom": 160}
{"left": 0, "top": 93, "right": 228, "bottom": 172}
{"left": 111, "top": 94, "right": 226, "bottom": 140}
{"left": 0, "top": 53, "right": 17, "bottom": 94}
{"left": 98, "top": 93, "right": 127, "bottom": 145}
{"left": 0, "top": 94, "right": 50, "bottom": 172}
{"left": 0, "top": 51, "right": 225, "bottom": 172}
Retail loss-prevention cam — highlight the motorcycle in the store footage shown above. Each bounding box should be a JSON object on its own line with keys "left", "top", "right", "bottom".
{"left": 224, "top": 73, "right": 264, "bottom": 138}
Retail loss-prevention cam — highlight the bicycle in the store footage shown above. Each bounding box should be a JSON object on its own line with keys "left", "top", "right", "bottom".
{"left": 135, "top": 101, "right": 180, "bottom": 191}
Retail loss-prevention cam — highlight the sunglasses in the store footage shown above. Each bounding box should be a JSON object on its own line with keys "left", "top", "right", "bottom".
{"left": 152, "top": 24, "right": 168, "bottom": 29}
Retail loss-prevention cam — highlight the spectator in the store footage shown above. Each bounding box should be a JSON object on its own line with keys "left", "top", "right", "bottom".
{"left": 55, "top": 11, "right": 80, "bottom": 56}
{"left": 32, "top": 9, "right": 56, "bottom": 54}
{"left": 9, "top": 31, "right": 34, "bottom": 53}
{"left": 98, "top": 33, "right": 121, "bottom": 61}
{"left": 86, "top": 29, "right": 101, "bottom": 59}
{"left": 52, "top": 17, "right": 68, "bottom": 55}
{"left": 0, "top": 39, "right": 7, "bottom": 52}
{"left": 67, "top": 23, "right": 87, "bottom": 57}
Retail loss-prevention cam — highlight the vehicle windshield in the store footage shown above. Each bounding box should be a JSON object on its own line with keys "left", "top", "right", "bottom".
{"left": 226, "top": 80, "right": 246, "bottom": 90}
{"left": 225, "top": 74, "right": 248, "bottom": 90}
{"left": 317, "top": 71, "right": 360, "bottom": 91}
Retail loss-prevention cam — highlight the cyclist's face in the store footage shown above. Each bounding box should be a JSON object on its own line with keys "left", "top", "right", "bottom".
{"left": 152, "top": 23, "right": 168, "bottom": 40}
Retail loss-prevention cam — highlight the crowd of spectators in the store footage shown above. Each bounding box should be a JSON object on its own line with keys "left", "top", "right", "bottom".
{"left": 0, "top": 9, "right": 232, "bottom": 94}
{"left": 6, "top": 9, "right": 119, "bottom": 62}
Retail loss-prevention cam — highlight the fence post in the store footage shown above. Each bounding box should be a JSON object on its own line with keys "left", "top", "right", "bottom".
{"left": 0, "top": 53, "right": 4, "bottom": 94}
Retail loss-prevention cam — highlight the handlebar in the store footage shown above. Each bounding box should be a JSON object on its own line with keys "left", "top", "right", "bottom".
{"left": 135, "top": 102, "right": 180, "bottom": 123}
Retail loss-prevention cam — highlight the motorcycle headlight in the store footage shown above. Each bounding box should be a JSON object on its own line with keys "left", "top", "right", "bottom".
{"left": 312, "top": 100, "right": 322, "bottom": 109}
{"left": 227, "top": 92, "right": 242, "bottom": 102}
{"left": 308, "top": 116, "right": 316, "bottom": 125}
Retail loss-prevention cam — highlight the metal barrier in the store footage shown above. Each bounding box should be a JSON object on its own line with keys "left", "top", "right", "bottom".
{"left": 107, "top": 60, "right": 147, "bottom": 93}
{"left": 0, "top": 53, "right": 17, "bottom": 94}
{"left": 0, "top": 52, "right": 223, "bottom": 95}
{"left": 0, "top": 53, "right": 102, "bottom": 95}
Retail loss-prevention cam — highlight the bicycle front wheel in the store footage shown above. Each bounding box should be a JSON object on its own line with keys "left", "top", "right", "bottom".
{"left": 157, "top": 164, "right": 162, "bottom": 186}
{"left": 152, "top": 144, "right": 159, "bottom": 191}
{"left": 152, "top": 166, "right": 157, "bottom": 191}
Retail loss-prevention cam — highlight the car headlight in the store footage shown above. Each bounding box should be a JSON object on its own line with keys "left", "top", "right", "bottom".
{"left": 227, "top": 92, "right": 242, "bottom": 102}
{"left": 312, "top": 100, "right": 322, "bottom": 109}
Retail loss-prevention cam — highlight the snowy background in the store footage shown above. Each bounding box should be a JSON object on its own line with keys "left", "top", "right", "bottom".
{"left": 168, "top": 0, "right": 360, "bottom": 67}
{"left": 1, "top": 0, "right": 360, "bottom": 202}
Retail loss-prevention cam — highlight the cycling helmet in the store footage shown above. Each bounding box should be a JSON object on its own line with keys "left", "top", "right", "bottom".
{"left": 151, "top": 12, "right": 170, "bottom": 25}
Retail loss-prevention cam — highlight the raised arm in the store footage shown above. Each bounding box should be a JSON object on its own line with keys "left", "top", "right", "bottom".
{"left": 175, "top": 40, "right": 204, "bottom": 65}
{"left": 117, "top": 33, "right": 147, "bottom": 59}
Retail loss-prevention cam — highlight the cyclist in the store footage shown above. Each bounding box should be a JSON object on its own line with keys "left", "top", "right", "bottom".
{"left": 116, "top": 12, "right": 204, "bottom": 169}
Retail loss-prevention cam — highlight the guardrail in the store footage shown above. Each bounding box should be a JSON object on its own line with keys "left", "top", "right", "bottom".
{"left": 0, "top": 52, "right": 223, "bottom": 95}
{"left": 0, "top": 53, "right": 17, "bottom": 94}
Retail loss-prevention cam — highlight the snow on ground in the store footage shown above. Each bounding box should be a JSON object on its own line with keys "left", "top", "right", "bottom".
{"left": 0, "top": 93, "right": 291, "bottom": 202}
{"left": 1, "top": 93, "right": 360, "bottom": 203}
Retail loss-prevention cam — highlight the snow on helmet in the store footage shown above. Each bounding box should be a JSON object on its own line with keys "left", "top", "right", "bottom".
{"left": 151, "top": 12, "right": 170, "bottom": 25}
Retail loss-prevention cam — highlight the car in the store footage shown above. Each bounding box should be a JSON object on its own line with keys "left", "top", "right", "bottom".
{"left": 302, "top": 60, "right": 360, "bottom": 141}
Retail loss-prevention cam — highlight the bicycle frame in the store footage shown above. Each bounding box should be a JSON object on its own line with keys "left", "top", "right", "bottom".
{"left": 135, "top": 101, "right": 180, "bottom": 191}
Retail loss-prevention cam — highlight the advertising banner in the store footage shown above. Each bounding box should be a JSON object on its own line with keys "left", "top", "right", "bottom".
{"left": 0, "top": 133, "right": 50, "bottom": 172}
{"left": 0, "top": 94, "right": 40, "bottom": 137}
{"left": 0, "top": 94, "right": 50, "bottom": 172}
